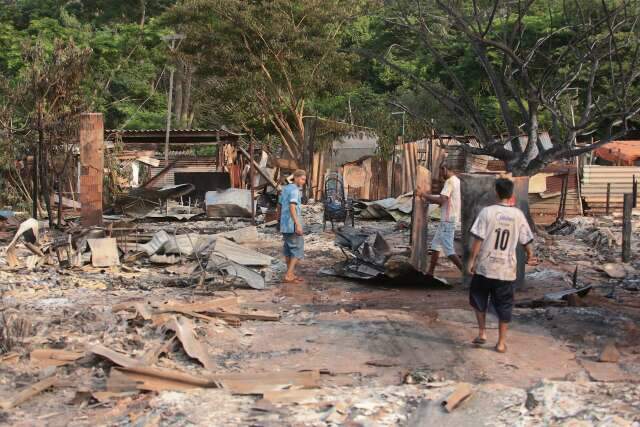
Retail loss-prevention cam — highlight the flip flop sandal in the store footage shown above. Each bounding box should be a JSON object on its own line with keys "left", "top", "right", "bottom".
{"left": 495, "top": 344, "right": 507, "bottom": 353}
{"left": 472, "top": 337, "right": 487, "bottom": 345}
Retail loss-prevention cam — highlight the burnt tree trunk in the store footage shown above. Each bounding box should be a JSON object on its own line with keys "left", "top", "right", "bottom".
{"left": 41, "top": 140, "right": 54, "bottom": 228}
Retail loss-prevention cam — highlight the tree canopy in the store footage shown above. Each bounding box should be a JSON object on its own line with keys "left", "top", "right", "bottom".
{"left": 0, "top": 0, "right": 639, "bottom": 211}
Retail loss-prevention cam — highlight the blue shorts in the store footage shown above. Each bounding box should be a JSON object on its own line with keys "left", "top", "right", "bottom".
{"left": 430, "top": 221, "right": 456, "bottom": 256}
{"left": 282, "top": 233, "right": 304, "bottom": 259}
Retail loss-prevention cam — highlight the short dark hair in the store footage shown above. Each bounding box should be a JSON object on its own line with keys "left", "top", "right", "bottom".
{"left": 495, "top": 178, "right": 514, "bottom": 199}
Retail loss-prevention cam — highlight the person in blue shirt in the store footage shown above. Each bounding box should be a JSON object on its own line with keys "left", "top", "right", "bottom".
{"left": 278, "top": 169, "right": 306, "bottom": 283}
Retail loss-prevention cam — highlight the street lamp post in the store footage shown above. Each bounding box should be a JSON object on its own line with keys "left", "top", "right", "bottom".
{"left": 162, "top": 34, "right": 185, "bottom": 165}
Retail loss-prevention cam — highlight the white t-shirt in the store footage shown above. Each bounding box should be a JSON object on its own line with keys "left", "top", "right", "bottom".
{"left": 440, "top": 175, "right": 461, "bottom": 224}
{"left": 470, "top": 204, "right": 534, "bottom": 281}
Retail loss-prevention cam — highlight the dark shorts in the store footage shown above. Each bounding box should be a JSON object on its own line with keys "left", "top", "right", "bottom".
{"left": 282, "top": 233, "right": 304, "bottom": 259}
{"left": 469, "top": 274, "right": 514, "bottom": 322}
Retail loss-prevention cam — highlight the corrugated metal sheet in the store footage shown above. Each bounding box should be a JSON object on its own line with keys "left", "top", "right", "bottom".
{"left": 545, "top": 169, "right": 578, "bottom": 194}
{"left": 594, "top": 140, "right": 640, "bottom": 165}
{"left": 529, "top": 190, "right": 581, "bottom": 224}
{"left": 147, "top": 157, "right": 218, "bottom": 188}
{"left": 582, "top": 165, "right": 640, "bottom": 211}
{"left": 326, "top": 134, "right": 378, "bottom": 169}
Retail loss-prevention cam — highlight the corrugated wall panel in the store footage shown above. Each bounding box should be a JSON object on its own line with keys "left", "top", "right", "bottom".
{"left": 582, "top": 165, "right": 640, "bottom": 211}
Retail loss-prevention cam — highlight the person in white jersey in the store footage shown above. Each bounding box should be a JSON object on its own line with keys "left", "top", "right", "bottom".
{"left": 467, "top": 178, "right": 536, "bottom": 353}
{"left": 421, "top": 163, "right": 463, "bottom": 276}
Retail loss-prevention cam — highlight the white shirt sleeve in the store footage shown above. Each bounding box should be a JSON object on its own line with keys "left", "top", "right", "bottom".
{"left": 440, "top": 178, "right": 452, "bottom": 198}
{"left": 470, "top": 208, "right": 489, "bottom": 240}
{"left": 518, "top": 212, "right": 534, "bottom": 245}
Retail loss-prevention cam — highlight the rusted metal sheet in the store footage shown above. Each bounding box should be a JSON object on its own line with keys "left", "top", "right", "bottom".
{"left": 105, "top": 128, "right": 239, "bottom": 148}
{"left": 402, "top": 142, "right": 418, "bottom": 194}
{"left": 369, "top": 156, "right": 389, "bottom": 201}
{"left": 80, "top": 113, "right": 104, "bottom": 227}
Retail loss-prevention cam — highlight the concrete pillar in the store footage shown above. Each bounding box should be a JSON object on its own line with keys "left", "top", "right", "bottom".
{"left": 459, "top": 174, "right": 531, "bottom": 288}
{"left": 80, "top": 113, "right": 104, "bottom": 227}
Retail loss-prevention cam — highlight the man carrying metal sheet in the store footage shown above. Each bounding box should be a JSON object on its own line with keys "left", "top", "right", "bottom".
{"left": 421, "top": 163, "right": 464, "bottom": 276}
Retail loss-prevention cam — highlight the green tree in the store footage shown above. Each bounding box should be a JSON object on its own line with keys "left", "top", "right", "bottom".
{"left": 360, "top": 0, "right": 640, "bottom": 175}
{"left": 165, "top": 0, "right": 363, "bottom": 159}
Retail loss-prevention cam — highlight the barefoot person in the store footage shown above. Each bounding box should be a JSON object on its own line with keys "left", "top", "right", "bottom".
{"left": 278, "top": 169, "right": 306, "bottom": 283}
{"left": 467, "top": 178, "right": 536, "bottom": 353}
{"left": 422, "top": 163, "right": 463, "bottom": 275}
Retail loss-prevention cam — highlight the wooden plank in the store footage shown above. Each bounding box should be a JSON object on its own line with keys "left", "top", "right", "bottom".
{"left": 442, "top": 383, "right": 473, "bottom": 412}
{"left": 623, "top": 193, "right": 633, "bottom": 262}
{"left": 201, "top": 309, "right": 280, "bottom": 322}
{"left": 30, "top": 349, "right": 85, "bottom": 368}
{"left": 410, "top": 167, "right": 432, "bottom": 273}
{"left": 156, "top": 296, "right": 240, "bottom": 313}
{"left": 115, "top": 366, "right": 219, "bottom": 390}
{"left": 0, "top": 376, "right": 58, "bottom": 410}
{"left": 216, "top": 370, "right": 320, "bottom": 395}
{"left": 237, "top": 146, "right": 279, "bottom": 188}
{"left": 89, "top": 344, "right": 139, "bottom": 368}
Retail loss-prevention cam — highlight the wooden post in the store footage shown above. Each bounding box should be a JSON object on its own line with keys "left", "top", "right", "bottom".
{"left": 606, "top": 183, "right": 611, "bottom": 215}
{"left": 79, "top": 113, "right": 104, "bottom": 227}
{"left": 633, "top": 175, "right": 637, "bottom": 209}
{"left": 622, "top": 193, "right": 632, "bottom": 263}
{"left": 409, "top": 167, "right": 432, "bottom": 273}
{"left": 249, "top": 139, "right": 255, "bottom": 225}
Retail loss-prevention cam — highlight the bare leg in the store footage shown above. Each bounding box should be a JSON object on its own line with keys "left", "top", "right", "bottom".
{"left": 427, "top": 251, "right": 440, "bottom": 276}
{"left": 474, "top": 310, "right": 487, "bottom": 341}
{"left": 496, "top": 321, "right": 508, "bottom": 352}
{"left": 448, "top": 254, "right": 463, "bottom": 272}
{"left": 285, "top": 257, "right": 299, "bottom": 281}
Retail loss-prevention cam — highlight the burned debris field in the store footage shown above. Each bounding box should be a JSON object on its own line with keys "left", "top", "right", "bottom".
{"left": 1, "top": 0, "right": 640, "bottom": 425}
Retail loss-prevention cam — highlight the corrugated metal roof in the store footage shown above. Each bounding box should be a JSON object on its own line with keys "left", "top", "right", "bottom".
{"left": 582, "top": 165, "right": 640, "bottom": 206}
{"left": 106, "top": 128, "right": 230, "bottom": 134}
{"left": 105, "top": 128, "right": 240, "bottom": 146}
{"left": 594, "top": 140, "right": 640, "bottom": 165}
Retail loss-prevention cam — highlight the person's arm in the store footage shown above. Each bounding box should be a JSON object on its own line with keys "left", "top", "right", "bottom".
{"left": 518, "top": 212, "right": 537, "bottom": 265}
{"left": 422, "top": 193, "right": 449, "bottom": 206}
{"left": 420, "top": 177, "right": 452, "bottom": 206}
{"left": 524, "top": 242, "right": 538, "bottom": 265}
{"left": 467, "top": 237, "right": 482, "bottom": 275}
{"left": 467, "top": 208, "right": 488, "bottom": 275}
{"left": 289, "top": 202, "right": 303, "bottom": 236}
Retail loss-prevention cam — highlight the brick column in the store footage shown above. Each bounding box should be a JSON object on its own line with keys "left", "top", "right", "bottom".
{"left": 79, "top": 113, "right": 104, "bottom": 227}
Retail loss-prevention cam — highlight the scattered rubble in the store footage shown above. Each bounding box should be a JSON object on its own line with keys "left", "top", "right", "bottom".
{"left": 0, "top": 199, "right": 638, "bottom": 425}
